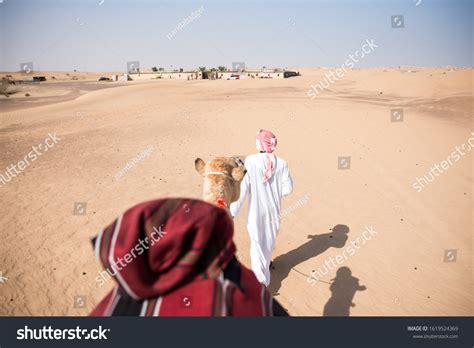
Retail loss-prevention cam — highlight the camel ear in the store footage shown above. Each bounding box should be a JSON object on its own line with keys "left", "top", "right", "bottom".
{"left": 195, "top": 158, "right": 205, "bottom": 175}
{"left": 232, "top": 166, "right": 247, "bottom": 181}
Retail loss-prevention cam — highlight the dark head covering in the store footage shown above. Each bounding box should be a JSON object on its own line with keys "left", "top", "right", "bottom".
{"left": 90, "top": 198, "right": 272, "bottom": 316}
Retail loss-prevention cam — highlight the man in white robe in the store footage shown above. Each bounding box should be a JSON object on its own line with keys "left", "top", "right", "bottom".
{"left": 230, "top": 129, "right": 293, "bottom": 286}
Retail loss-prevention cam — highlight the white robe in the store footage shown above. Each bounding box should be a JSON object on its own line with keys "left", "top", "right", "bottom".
{"left": 230, "top": 153, "right": 293, "bottom": 286}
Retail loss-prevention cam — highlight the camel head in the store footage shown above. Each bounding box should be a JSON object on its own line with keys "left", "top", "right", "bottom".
{"left": 195, "top": 156, "right": 247, "bottom": 209}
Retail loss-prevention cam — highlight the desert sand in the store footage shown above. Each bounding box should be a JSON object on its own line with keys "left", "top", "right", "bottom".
{"left": 0, "top": 68, "right": 472, "bottom": 316}
{"left": 0, "top": 71, "right": 128, "bottom": 113}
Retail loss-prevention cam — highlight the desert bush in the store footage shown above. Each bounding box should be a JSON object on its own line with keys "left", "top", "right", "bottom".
{"left": 0, "top": 81, "right": 18, "bottom": 95}
{"left": 0, "top": 82, "right": 8, "bottom": 94}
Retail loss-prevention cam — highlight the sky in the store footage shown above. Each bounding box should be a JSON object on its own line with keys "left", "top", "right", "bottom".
{"left": 0, "top": 0, "right": 472, "bottom": 72}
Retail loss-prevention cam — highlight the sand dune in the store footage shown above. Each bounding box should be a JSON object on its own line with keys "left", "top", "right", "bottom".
{"left": 0, "top": 68, "right": 472, "bottom": 316}
{"left": 0, "top": 71, "right": 139, "bottom": 113}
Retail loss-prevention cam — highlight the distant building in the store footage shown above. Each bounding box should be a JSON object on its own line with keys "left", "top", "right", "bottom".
{"left": 130, "top": 71, "right": 201, "bottom": 80}
{"left": 125, "top": 67, "right": 300, "bottom": 80}
{"left": 218, "top": 69, "right": 299, "bottom": 79}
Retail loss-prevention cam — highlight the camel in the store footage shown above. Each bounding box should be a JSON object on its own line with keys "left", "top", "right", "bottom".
{"left": 195, "top": 156, "right": 247, "bottom": 210}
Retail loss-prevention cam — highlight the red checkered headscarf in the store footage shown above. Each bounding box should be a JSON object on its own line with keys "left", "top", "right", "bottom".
{"left": 90, "top": 198, "right": 272, "bottom": 316}
{"left": 256, "top": 129, "right": 278, "bottom": 182}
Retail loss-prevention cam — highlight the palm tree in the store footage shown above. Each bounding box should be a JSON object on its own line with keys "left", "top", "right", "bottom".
{"left": 217, "top": 66, "right": 227, "bottom": 72}
{"left": 198, "top": 67, "right": 206, "bottom": 72}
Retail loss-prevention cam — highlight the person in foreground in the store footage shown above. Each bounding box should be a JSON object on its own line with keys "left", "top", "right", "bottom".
{"left": 90, "top": 198, "right": 287, "bottom": 316}
{"left": 230, "top": 129, "right": 293, "bottom": 286}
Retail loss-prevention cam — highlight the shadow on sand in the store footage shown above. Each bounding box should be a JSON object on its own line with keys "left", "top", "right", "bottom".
{"left": 323, "top": 266, "right": 366, "bottom": 316}
{"left": 268, "top": 224, "right": 350, "bottom": 295}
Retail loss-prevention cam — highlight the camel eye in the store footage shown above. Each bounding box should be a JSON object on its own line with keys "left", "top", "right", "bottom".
{"left": 232, "top": 156, "right": 244, "bottom": 167}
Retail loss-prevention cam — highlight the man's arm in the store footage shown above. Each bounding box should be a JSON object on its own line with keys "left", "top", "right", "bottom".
{"left": 230, "top": 165, "right": 250, "bottom": 217}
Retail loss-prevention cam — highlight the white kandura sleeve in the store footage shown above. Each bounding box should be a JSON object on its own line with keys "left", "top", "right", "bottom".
{"left": 230, "top": 169, "right": 250, "bottom": 217}
{"left": 281, "top": 163, "right": 293, "bottom": 196}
